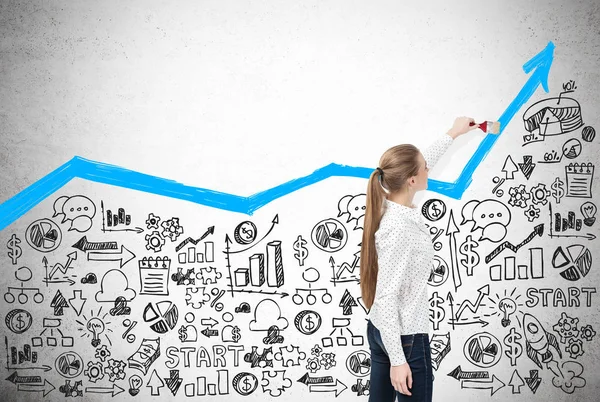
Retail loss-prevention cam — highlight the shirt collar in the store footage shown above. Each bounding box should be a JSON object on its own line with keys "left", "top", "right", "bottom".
{"left": 384, "top": 198, "right": 425, "bottom": 225}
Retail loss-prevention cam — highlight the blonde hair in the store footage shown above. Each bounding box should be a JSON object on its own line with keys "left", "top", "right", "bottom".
{"left": 360, "top": 144, "right": 421, "bottom": 310}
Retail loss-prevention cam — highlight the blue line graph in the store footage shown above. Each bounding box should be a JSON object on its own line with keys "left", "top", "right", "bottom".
{"left": 0, "top": 42, "right": 554, "bottom": 231}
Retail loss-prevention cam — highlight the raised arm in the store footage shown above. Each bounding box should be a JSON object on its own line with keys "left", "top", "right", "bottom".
{"left": 421, "top": 133, "right": 454, "bottom": 170}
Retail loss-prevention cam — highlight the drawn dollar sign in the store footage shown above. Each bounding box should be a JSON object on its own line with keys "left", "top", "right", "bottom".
{"left": 178, "top": 326, "right": 188, "bottom": 342}
{"left": 459, "top": 235, "right": 480, "bottom": 276}
{"left": 7, "top": 234, "right": 22, "bottom": 265}
{"left": 551, "top": 177, "right": 565, "bottom": 204}
{"left": 305, "top": 315, "right": 314, "bottom": 331}
{"left": 15, "top": 313, "right": 26, "bottom": 331}
{"left": 428, "top": 292, "right": 445, "bottom": 331}
{"left": 293, "top": 235, "right": 309, "bottom": 266}
{"left": 503, "top": 327, "right": 523, "bottom": 366}
{"left": 242, "top": 377, "right": 252, "bottom": 392}
{"left": 231, "top": 326, "right": 241, "bottom": 342}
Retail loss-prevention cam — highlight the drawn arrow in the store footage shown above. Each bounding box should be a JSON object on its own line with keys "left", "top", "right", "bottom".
{"left": 6, "top": 364, "right": 52, "bottom": 372}
{"left": 5, "top": 371, "right": 42, "bottom": 384}
{"left": 201, "top": 318, "right": 218, "bottom": 328}
{"left": 17, "top": 379, "right": 55, "bottom": 397}
{"left": 48, "top": 251, "right": 77, "bottom": 279}
{"left": 454, "top": 285, "right": 489, "bottom": 320}
{"left": 225, "top": 214, "right": 279, "bottom": 254}
{"left": 462, "top": 375, "right": 506, "bottom": 396}
{"left": 88, "top": 245, "right": 136, "bottom": 268}
{"left": 447, "top": 365, "right": 489, "bottom": 381}
{"left": 445, "top": 210, "right": 462, "bottom": 292}
{"left": 68, "top": 290, "right": 87, "bottom": 316}
{"left": 484, "top": 224, "right": 544, "bottom": 263}
{"left": 85, "top": 383, "right": 125, "bottom": 397}
{"left": 297, "top": 372, "right": 334, "bottom": 385}
{"left": 147, "top": 369, "right": 164, "bottom": 396}
{"left": 309, "top": 379, "right": 347, "bottom": 397}
{"left": 228, "top": 289, "right": 289, "bottom": 298}
{"left": 72, "top": 236, "right": 118, "bottom": 251}
{"left": 175, "top": 226, "right": 215, "bottom": 252}
{"left": 0, "top": 42, "right": 555, "bottom": 231}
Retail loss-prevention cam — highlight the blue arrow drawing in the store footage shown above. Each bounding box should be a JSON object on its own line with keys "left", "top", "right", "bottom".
{"left": 0, "top": 42, "right": 554, "bottom": 231}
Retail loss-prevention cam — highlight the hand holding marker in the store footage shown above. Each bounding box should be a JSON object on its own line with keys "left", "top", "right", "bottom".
{"left": 469, "top": 120, "right": 501, "bottom": 134}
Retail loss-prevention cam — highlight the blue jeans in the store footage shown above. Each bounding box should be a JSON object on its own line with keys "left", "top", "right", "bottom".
{"left": 367, "top": 320, "right": 433, "bottom": 401}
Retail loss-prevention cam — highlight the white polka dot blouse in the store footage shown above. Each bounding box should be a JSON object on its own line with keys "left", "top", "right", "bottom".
{"left": 367, "top": 133, "right": 454, "bottom": 366}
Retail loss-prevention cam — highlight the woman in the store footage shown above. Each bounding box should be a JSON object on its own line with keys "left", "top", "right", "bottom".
{"left": 360, "top": 116, "right": 478, "bottom": 401}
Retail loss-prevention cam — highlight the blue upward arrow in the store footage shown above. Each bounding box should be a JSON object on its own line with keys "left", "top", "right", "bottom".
{"left": 0, "top": 42, "right": 554, "bottom": 231}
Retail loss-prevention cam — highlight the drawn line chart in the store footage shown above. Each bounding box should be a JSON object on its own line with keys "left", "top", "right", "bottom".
{"left": 0, "top": 42, "right": 555, "bottom": 231}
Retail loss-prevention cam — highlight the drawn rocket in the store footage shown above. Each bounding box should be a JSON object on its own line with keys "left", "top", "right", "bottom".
{"left": 522, "top": 313, "right": 562, "bottom": 369}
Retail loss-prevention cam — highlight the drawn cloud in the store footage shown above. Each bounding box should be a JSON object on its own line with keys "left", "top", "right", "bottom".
{"left": 95, "top": 269, "right": 136, "bottom": 302}
{"left": 249, "top": 298, "right": 288, "bottom": 331}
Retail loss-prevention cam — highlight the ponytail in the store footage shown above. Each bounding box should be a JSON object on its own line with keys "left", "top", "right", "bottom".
{"left": 360, "top": 170, "right": 385, "bottom": 310}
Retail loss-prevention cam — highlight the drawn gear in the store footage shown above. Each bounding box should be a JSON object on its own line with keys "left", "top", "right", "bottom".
{"left": 320, "top": 352, "right": 337, "bottom": 370}
{"left": 145, "top": 213, "right": 161, "bottom": 229}
{"left": 508, "top": 184, "right": 530, "bottom": 208}
{"left": 306, "top": 357, "right": 321, "bottom": 373}
{"left": 580, "top": 324, "right": 596, "bottom": 341}
{"left": 530, "top": 183, "right": 550, "bottom": 205}
{"left": 145, "top": 230, "right": 166, "bottom": 252}
{"left": 161, "top": 217, "right": 184, "bottom": 241}
{"left": 104, "top": 358, "right": 126, "bottom": 382}
{"left": 566, "top": 338, "right": 584, "bottom": 359}
{"left": 524, "top": 205, "right": 540, "bottom": 222}
{"left": 552, "top": 312, "right": 579, "bottom": 343}
{"left": 95, "top": 345, "right": 111, "bottom": 362}
{"left": 84, "top": 361, "right": 105, "bottom": 383}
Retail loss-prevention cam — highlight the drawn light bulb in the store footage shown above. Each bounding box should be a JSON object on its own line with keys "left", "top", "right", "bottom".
{"left": 86, "top": 317, "right": 105, "bottom": 347}
{"left": 581, "top": 202, "right": 597, "bottom": 226}
{"left": 128, "top": 375, "right": 142, "bottom": 396}
{"left": 498, "top": 298, "right": 517, "bottom": 327}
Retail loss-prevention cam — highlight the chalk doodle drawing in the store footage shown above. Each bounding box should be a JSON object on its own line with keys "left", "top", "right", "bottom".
{"left": 0, "top": 40, "right": 599, "bottom": 401}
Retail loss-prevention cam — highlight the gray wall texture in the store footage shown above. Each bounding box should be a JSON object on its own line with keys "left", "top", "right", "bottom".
{"left": 1, "top": 1, "right": 599, "bottom": 401}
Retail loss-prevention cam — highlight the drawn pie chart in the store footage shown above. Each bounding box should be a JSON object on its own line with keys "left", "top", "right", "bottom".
{"left": 562, "top": 138, "right": 582, "bottom": 159}
{"left": 552, "top": 244, "right": 592, "bottom": 281}
{"left": 463, "top": 332, "right": 501, "bottom": 368}
{"left": 143, "top": 301, "right": 178, "bottom": 333}
{"left": 311, "top": 218, "right": 348, "bottom": 252}
{"left": 346, "top": 350, "right": 371, "bottom": 377}
{"left": 428, "top": 255, "right": 449, "bottom": 287}
{"left": 55, "top": 351, "right": 83, "bottom": 378}
{"left": 25, "top": 218, "right": 62, "bottom": 252}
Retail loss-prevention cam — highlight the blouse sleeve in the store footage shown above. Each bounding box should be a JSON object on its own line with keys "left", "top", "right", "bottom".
{"left": 421, "top": 133, "right": 454, "bottom": 170}
{"left": 375, "top": 225, "right": 415, "bottom": 366}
